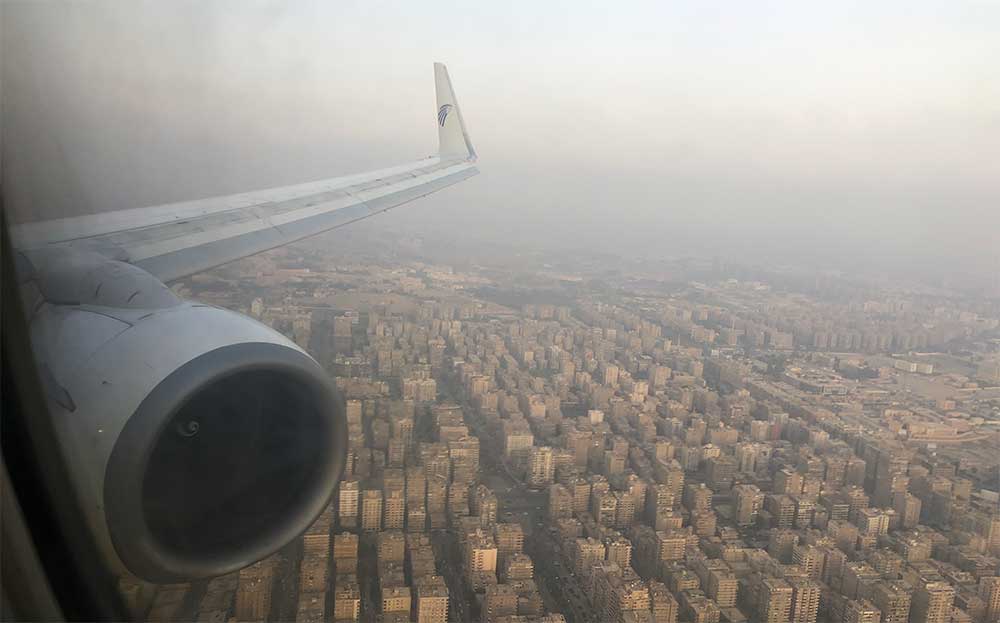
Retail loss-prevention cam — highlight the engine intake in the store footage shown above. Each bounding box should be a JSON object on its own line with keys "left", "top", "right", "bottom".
{"left": 105, "top": 342, "right": 344, "bottom": 582}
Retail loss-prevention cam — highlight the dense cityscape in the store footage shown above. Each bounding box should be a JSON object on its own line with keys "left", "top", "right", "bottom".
{"left": 138, "top": 225, "right": 1000, "bottom": 623}
{"left": 5, "top": 3, "right": 1000, "bottom": 622}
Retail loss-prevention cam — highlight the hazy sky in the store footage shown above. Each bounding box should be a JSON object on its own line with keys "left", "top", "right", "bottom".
{"left": 3, "top": 1, "right": 998, "bottom": 282}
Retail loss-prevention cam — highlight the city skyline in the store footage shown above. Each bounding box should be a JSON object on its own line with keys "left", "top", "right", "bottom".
{"left": 143, "top": 229, "right": 1000, "bottom": 622}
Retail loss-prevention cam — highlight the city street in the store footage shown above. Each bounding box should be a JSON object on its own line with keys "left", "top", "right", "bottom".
{"left": 430, "top": 531, "right": 476, "bottom": 623}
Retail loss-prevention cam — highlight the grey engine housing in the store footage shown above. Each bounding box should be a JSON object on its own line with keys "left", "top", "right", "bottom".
{"left": 21, "top": 249, "right": 346, "bottom": 582}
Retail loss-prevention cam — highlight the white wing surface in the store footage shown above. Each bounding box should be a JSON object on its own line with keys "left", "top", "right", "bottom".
{"left": 12, "top": 63, "right": 477, "bottom": 282}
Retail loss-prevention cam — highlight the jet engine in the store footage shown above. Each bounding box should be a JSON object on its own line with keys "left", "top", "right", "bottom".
{"left": 21, "top": 250, "right": 346, "bottom": 582}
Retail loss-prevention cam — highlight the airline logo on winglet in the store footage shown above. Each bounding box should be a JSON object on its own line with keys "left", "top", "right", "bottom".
{"left": 438, "top": 104, "right": 453, "bottom": 127}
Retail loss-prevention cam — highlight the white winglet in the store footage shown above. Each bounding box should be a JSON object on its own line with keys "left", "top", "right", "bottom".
{"left": 434, "top": 62, "right": 477, "bottom": 161}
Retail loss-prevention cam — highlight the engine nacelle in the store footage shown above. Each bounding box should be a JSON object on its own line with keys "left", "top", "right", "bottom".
{"left": 23, "top": 251, "right": 345, "bottom": 583}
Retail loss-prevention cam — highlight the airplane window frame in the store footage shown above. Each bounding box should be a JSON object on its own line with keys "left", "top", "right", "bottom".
{"left": 1, "top": 210, "right": 129, "bottom": 621}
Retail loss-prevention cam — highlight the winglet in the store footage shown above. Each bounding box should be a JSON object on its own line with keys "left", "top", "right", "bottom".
{"left": 434, "top": 62, "right": 476, "bottom": 161}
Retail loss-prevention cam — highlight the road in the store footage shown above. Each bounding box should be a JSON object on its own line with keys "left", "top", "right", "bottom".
{"left": 443, "top": 375, "right": 603, "bottom": 623}
{"left": 431, "top": 531, "right": 476, "bottom": 623}
{"left": 464, "top": 405, "right": 595, "bottom": 623}
{"left": 527, "top": 534, "right": 595, "bottom": 623}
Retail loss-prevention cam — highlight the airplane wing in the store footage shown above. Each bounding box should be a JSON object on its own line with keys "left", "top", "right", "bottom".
{"left": 12, "top": 62, "right": 477, "bottom": 283}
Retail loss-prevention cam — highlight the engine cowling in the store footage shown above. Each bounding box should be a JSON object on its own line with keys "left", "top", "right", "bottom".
{"left": 23, "top": 252, "right": 346, "bottom": 583}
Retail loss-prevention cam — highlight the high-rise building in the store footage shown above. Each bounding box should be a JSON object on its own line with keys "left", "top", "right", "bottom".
{"left": 765, "top": 494, "right": 797, "bottom": 529}
{"left": 386, "top": 437, "right": 405, "bottom": 467}
{"left": 494, "top": 523, "right": 524, "bottom": 566}
{"left": 422, "top": 444, "right": 451, "bottom": 483}
{"left": 606, "top": 534, "right": 633, "bottom": 569}
{"left": 333, "top": 532, "right": 359, "bottom": 570}
{"left": 689, "top": 510, "right": 718, "bottom": 537}
{"left": 650, "top": 580, "right": 679, "bottom": 623}
{"left": 408, "top": 503, "right": 427, "bottom": 533}
{"left": 734, "top": 442, "right": 758, "bottom": 473}
{"left": 844, "top": 599, "right": 882, "bottom": 623}
{"left": 611, "top": 491, "right": 634, "bottom": 528}
{"left": 666, "top": 565, "right": 700, "bottom": 596}
{"left": 646, "top": 483, "right": 675, "bottom": 523}
{"left": 658, "top": 531, "right": 687, "bottom": 562}
{"left": 828, "top": 520, "right": 860, "bottom": 554}
{"left": 842, "top": 562, "right": 880, "bottom": 601}
{"left": 591, "top": 561, "right": 648, "bottom": 623}
{"left": 482, "top": 583, "right": 518, "bottom": 623}
{"left": 527, "top": 446, "right": 556, "bottom": 487}
{"left": 602, "top": 364, "right": 620, "bottom": 386}
{"left": 604, "top": 450, "right": 627, "bottom": 476}
{"left": 758, "top": 577, "right": 793, "bottom": 623}
{"left": 775, "top": 469, "right": 804, "bottom": 495}
{"left": 707, "top": 567, "right": 739, "bottom": 609}
{"left": 683, "top": 484, "right": 713, "bottom": 513}
{"left": 465, "top": 529, "right": 498, "bottom": 575}
{"left": 377, "top": 531, "right": 406, "bottom": 566}
{"left": 823, "top": 494, "right": 851, "bottom": 522}
{"left": 299, "top": 532, "right": 330, "bottom": 594}
{"left": 789, "top": 578, "right": 821, "bottom": 623}
{"left": 843, "top": 486, "right": 870, "bottom": 521}
{"left": 549, "top": 483, "right": 574, "bottom": 520}
{"left": 381, "top": 585, "right": 411, "bottom": 618}
{"left": 472, "top": 484, "right": 499, "bottom": 528}
{"left": 768, "top": 529, "right": 799, "bottom": 563}
{"left": 793, "top": 544, "right": 824, "bottom": 580}
{"left": 361, "top": 490, "right": 383, "bottom": 532}
{"left": 873, "top": 472, "right": 909, "bottom": 509}
{"left": 910, "top": 582, "right": 955, "bottom": 623}
{"left": 857, "top": 508, "right": 890, "bottom": 536}
{"left": 503, "top": 425, "right": 534, "bottom": 461}
{"left": 406, "top": 534, "right": 437, "bottom": 582}
{"left": 980, "top": 576, "right": 1000, "bottom": 623}
{"left": 815, "top": 546, "right": 845, "bottom": 588}
{"left": 235, "top": 559, "right": 275, "bottom": 622}
{"left": 894, "top": 493, "right": 922, "bottom": 530}
{"left": 426, "top": 476, "right": 448, "bottom": 529}
{"left": 871, "top": 581, "right": 911, "bottom": 623}
{"left": 338, "top": 479, "right": 359, "bottom": 529}
{"left": 733, "top": 484, "right": 763, "bottom": 526}
{"left": 566, "top": 428, "right": 593, "bottom": 466}
{"left": 332, "top": 575, "right": 360, "bottom": 623}
{"left": 678, "top": 589, "right": 721, "bottom": 623}
{"left": 792, "top": 494, "right": 816, "bottom": 529}
{"left": 867, "top": 550, "right": 903, "bottom": 579}
{"left": 594, "top": 491, "right": 619, "bottom": 527}
{"left": 448, "top": 482, "right": 470, "bottom": 525}
{"left": 659, "top": 461, "right": 685, "bottom": 500}
{"left": 383, "top": 467, "right": 405, "bottom": 493}
{"left": 573, "top": 478, "right": 593, "bottom": 515}
{"left": 414, "top": 575, "right": 449, "bottom": 623}
{"left": 406, "top": 466, "right": 426, "bottom": 504}
{"left": 574, "top": 537, "right": 607, "bottom": 577}
{"left": 295, "top": 591, "right": 324, "bottom": 623}
{"left": 449, "top": 436, "right": 480, "bottom": 469}
{"left": 706, "top": 456, "right": 737, "bottom": 490}
{"left": 383, "top": 487, "right": 406, "bottom": 531}
{"left": 630, "top": 526, "right": 661, "bottom": 578}
{"left": 501, "top": 553, "right": 534, "bottom": 582}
